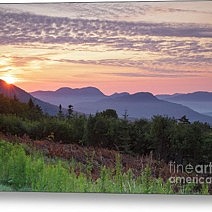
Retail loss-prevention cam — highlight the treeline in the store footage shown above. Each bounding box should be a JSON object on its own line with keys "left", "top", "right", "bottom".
{"left": 0, "top": 94, "right": 43, "bottom": 120}
{"left": 0, "top": 94, "right": 212, "bottom": 164}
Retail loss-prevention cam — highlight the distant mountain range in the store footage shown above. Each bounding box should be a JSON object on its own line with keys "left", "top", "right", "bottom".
{"left": 1, "top": 79, "right": 211, "bottom": 123}
{"left": 31, "top": 87, "right": 106, "bottom": 107}
{"left": 156, "top": 91, "right": 212, "bottom": 116}
{"left": 31, "top": 86, "right": 212, "bottom": 124}
{"left": 0, "top": 79, "right": 62, "bottom": 115}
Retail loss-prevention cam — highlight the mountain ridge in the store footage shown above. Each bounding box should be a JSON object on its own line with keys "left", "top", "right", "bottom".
{"left": 32, "top": 86, "right": 105, "bottom": 96}
{"left": 0, "top": 79, "right": 63, "bottom": 115}
{"left": 74, "top": 96, "right": 212, "bottom": 124}
{"left": 157, "top": 91, "right": 212, "bottom": 101}
{"left": 156, "top": 91, "right": 212, "bottom": 115}
{"left": 29, "top": 84, "right": 212, "bottom": 124}
{"left": 1, "top": 81, "right": 212, "bottom": 124}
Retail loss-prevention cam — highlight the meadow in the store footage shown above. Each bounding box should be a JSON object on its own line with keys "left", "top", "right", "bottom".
{"left": 0, "top": 140, "right": 208, "bottom": 194}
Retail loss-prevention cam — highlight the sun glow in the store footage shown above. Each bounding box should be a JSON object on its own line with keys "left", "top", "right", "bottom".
{"left": 1, "top": 75, "right": 17, "bottom": 84}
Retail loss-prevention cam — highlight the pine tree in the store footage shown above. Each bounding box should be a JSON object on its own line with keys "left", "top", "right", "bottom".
{"left": 123, "top": 109, "right": 129, "bottom": 120}
{"left": 28, "top": 98, "right": 34, "bottom": 109}
{"left": 58, "top": 104, "right": 64, "bottom": 118}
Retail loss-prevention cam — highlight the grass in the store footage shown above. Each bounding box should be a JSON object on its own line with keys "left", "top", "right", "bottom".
{"left": 0, "top": 140, "right": 209, "bottom": 194}
{"left": 0, "top": 184, "right": 14, "bottom": 191}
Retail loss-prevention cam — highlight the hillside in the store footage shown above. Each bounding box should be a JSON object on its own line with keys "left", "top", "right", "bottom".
{"left": 156, "top": 91, "right": 212, "bottom": 114}
{"left": 0, "top": 79, "right": 61, "bottom": 115}
{"left": 0, "top": 133, "right": 170, "bottom": 181}
{"left": 1, "top": 135, "right": 200, "bottom": 194}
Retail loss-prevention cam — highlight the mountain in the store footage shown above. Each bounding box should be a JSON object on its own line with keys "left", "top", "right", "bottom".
{"left": 158, "top": 91, "right": 212, "bottom": 102}
{"left": 30, "top": 86, "right": 212, "bottom": 124}
{"left": 156, "top": 93, "right": 181, "bottom": 99}
{"left": 110, "top": 92, "right": 157, "bottom": 102}
{"left": 31, "top": 86, "right": 106, "bottom": 108}
{"left": 204, "top": 112, "right": 212, "bottom": 117}
{"left": 74, "top": 92, "right": 212, "bottom": 124}
{"left": 0, "top": 79, "right": 62, "bottom": 115}
{"left": 55, "top": 87, "right": 104, "bottom": 96}
{"left": 156, "top": 91, "right": 212, "bottom": 114}
{"left": 109, "top": 92, "right": 130, "bottom": 98}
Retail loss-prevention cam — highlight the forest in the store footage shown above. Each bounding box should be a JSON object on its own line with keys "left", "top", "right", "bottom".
{"left": 0, "top": 94, "right": 212, "bottom": 193}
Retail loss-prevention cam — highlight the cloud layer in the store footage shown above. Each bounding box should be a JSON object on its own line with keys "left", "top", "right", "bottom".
{"left": 0, "top": 10, "right": 212, "bottom": 46}
{"left": 0, "top": 3, "right": 212, "bottom": 82}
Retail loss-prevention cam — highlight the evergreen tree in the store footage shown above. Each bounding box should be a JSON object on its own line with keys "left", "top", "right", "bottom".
{"left": 28, "top": 98, "right": 34, "bottom": 109}
{"left": 123, "top": 109, "right": 129, "bottom": 120}
{"left": 58, "top": 104, "right": 64, "bottom": 118}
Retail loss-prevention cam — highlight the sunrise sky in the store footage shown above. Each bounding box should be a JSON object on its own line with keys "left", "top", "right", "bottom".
{"left": 0, "top": 1, "right": 212, "bottom": 95}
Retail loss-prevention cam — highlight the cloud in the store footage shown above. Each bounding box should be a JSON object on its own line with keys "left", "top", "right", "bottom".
{"left": 0, "top": 10, "right": 211, "bottom": 46}
{"left": 102, "top": 72, "right": 199, "bottom": 78}
{"left": 0, "top": 10, "right": 211, "bottom": 62}
{"left": 9, "top": 56, "right": 49, "bottom": 67}
{"left": 0, "top": 8, "right": 211, "bottom": 78}
{"left": 152, "top": 7, "right": 212, "bottom": 15}
{"left": 0, "top": 70, "right": 10, "bottom": 73}
{"left": 54, "top": 58, "right": 210, "bottom": 77}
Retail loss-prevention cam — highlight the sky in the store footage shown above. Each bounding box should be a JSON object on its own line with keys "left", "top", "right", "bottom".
{"left": 0, "top": 1, "right": 212, "bottom": 95}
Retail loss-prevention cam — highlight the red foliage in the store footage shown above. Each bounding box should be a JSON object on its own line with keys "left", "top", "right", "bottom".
{"left": 0, "top": 133, "right": 179, "bottom": 181}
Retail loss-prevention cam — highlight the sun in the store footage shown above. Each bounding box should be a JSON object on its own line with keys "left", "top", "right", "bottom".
{"left": 2, "top": 75, "right": 17, "bottom": 84}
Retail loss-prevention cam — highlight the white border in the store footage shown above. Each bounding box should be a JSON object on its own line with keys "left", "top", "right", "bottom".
{"left": 0, "top": 192, "right": 212, "bottom": 212}
{"left": 0, "top": 0, "right": 173, "bottom": 3}
{"left": 0, "top": 1, "right": 211, "bottom": 212}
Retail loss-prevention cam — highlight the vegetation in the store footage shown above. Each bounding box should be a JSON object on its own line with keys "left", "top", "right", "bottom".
{"left": 0, "top": 140, "right": 208, "bottom": 194}
{"left": 0, "top": 95, "right": 211, "bottom": 165}
{"left": 0, "top": 94, "right": 211, "bottom": 194}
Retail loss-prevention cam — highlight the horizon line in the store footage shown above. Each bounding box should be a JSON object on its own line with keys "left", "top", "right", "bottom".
{"left": 1, "top": 79, "right": 211, "bottom": 96}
